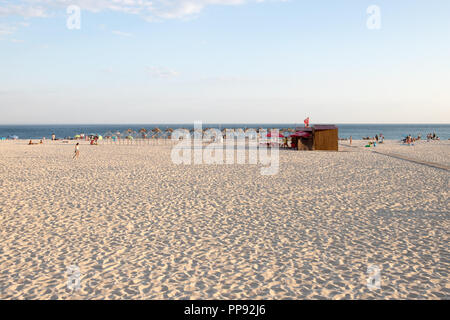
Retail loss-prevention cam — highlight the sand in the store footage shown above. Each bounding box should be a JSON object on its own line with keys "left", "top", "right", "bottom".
{"left": 348, "top": 139, "right": 450, "bottom": 167}
{"left": 0, "top": 139, "right": 448, "bottom": 299}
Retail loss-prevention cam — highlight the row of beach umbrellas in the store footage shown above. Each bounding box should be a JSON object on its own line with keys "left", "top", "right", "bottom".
{"left": 73, "top": 128, "right": 311, "bottom": 140}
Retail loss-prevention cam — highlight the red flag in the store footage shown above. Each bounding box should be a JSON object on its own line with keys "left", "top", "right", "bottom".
{"left": 304, "top": 117, "right": 310, "bottom": 127}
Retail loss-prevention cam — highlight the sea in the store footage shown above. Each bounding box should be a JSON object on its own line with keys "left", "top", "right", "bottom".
{"left": 0, "top": 124, "right": 449, "bottom": 140}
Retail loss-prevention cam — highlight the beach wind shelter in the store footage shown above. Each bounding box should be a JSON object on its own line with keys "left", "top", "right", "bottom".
{"left": 290, "top": 125, "right": 338, "bottom": 151}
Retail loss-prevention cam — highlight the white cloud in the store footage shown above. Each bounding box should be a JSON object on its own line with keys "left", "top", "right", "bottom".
{"left": 0, "top": 21, "right": 31, "bottom": 36}
{"left": 0, "top": 0, "right": 271, "bottom": 21}
{"left": 146, "top": 66, "right": 179, "bottom": 78}
{"left": 0, "top": 3, "right": 48, "bottom": 18}
{"left": 112, "top": 30, "right": 133, "bottom": 37}
{"left": 100, "top": 67, "right": 114, "bottom": 73}
{"left": 0, "top": 25, "right": 15, "bottom": 35}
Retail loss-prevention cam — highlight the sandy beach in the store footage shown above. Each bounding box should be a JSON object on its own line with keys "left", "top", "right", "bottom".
{"left": 0, "top": 139, "right": 448, "bottom": 299}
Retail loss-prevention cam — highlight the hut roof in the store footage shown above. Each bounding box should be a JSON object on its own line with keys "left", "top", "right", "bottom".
{"left": 313, "top": 125, "right": 338, "bottom": 130}
{"left": 295, "top": 127, "right": 313, "bottom": 132}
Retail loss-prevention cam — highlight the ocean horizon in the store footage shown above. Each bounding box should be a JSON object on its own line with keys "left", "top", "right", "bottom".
{"left": 0, "top": 123, "right": 449, "bottom": 140}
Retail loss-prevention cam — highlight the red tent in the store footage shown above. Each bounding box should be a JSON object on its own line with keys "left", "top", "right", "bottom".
{"left": 290, "top": 131, "right": 312, "bottom": 138}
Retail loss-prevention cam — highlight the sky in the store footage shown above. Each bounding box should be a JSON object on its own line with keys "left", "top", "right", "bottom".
{"left": 0, "top": 0, "right": 449, "bottom": 124}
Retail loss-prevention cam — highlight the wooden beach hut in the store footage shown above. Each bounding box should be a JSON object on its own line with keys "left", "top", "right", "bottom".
{"left": 312, "top": 125, "right": 338, "bottom": 151}
{"left": 291, "top": 125, "right": 338, "bottom": 151}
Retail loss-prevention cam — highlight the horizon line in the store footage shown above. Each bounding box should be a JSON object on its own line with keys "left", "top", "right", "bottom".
{"left": 1, "top": 122, "right": 450, "bottom": 126}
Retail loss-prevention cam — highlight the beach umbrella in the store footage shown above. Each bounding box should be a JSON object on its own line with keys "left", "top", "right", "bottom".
{"left": 122, "top": 129, "right": 137, "bottom": 139}
{"left": 235, "top": 128, "right": 245, "bottom": 135}
{"left": 245, "top": 128, "right": 258, "bottom": 138}
{"left": 192, "top": 127, "right": 202, "bottom": 137}
{"left": 151, "top": 127, "right": 161, "bottom": 138}
{"left": 267, "top": 132, "right": 284, "bottom": 138}
{"left": 163, "top": 128, "right": 173, "bottom": 139}
{"left": 139, "top": 128, "right": 148, "bottom": 139}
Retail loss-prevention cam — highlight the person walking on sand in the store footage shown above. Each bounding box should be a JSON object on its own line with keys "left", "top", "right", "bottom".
{"left": 73, "top": 143, "right": 80, "bottom": 159}
{"left": 350, "top": 136, "right": 352, "bottom": 145}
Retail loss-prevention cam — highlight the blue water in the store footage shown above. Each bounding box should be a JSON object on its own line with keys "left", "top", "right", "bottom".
{"left": 0, "top": 124, "right": 449, "bottom": 140}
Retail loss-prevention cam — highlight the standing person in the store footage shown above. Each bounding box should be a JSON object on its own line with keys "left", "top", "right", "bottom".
{"left": 73, "top": 143, "right": 80, "bottom": 159}
{"left": 52, "top": 133, "right": 55, "bottom": 141}
{"left": 291, "top": 139, "right": 297, "bottom": 150}
{"left": 350, "top": 136, "right": 352, "bottom": 145}
{"left": 375, "top": 134, "right": 379, "bottom": 142}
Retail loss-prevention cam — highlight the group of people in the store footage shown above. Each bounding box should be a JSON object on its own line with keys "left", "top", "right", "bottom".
{"left": 28, "top": 137, "right": 80, "bottom": 160}
{"left": 403, "top": 135, "right": 419, "bottom": 145}
{"left": 402, "top": 132, "right": 441, "bottom": 145}
{"left": 28, "top": 139, "right": 43, "bottom": 145}
{"left": 361, "top": 134, "right": 384, "bottom": 143}
{"left": 426, "top": 133, "right": 439, "bottom": 141}
{"left": 90, "top": 136, "right": 99, "bottom": 145}
{"left": 356, "top": 133, "right": 384, "bottom": 147}
{"left": 280, "top": 137, "right": 295, "bottom": 149}
{"left": 374, "top": 134, "right": 384, "bottom": 143}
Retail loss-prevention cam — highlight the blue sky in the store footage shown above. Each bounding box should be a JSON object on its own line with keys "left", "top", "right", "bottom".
{"left": 0, "top": 0, "right": 449, "bottom": 124}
